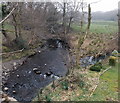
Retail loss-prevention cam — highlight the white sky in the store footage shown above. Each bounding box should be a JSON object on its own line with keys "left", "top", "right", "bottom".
{"left": 87, "top": 0, "right": 119, "bottom": 12}
{"left": 0, "top": 0, "right": 119, "bottom": 12}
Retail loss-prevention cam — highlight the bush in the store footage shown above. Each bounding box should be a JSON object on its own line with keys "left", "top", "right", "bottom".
{"left": 109, "top": 56, "right": 117, "bottom": 66}
{"left": 14, "top": 36, "right": 28, "bottom": 49}
{"left": 78, "top": 80, "right": 85, "bottom": 88}
{"left": 61, "top": 80, "right": 69, "bottom": 90}
{"left": 90, "top": 62, "right": 105, "bottom": 72}
{"left": 45, "top": 95, "right": 51, "bottom": 102}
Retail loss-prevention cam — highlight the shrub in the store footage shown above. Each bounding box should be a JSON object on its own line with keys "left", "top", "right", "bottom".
{"left": 61, "top": 80, "right": 69, "bottom": 90}
{"left": 90, "top": 62, "right": 105, "bottom": 72}
{"left": 78, "top": 80, "right": 85, "bottom": 88}
{"left": 45, "top": 95, "right": 51, "bottom": 102}
{"left": 109, "top": 56, "right": 117, "bottom": 66}
{"left": 14, "top": 36, "right": 29, "bottom": 49}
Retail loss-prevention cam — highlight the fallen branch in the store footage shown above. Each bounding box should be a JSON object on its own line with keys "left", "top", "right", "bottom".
{"left": 87, "top": 66, "right": 111, "bottom": 100}
{"left": 0, "top": 48, "right": 24, "bottom": 56}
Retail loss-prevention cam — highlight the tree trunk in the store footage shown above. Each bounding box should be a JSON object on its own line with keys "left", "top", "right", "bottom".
{"left": 18, "top": 4, "right": 22, "bottom": 37}
{"left": 1, "top": 23, "right": 11, "bottom": 46}
{"left": 12, "top": 14, "right": 18, "bottom": 38}
{"left": 63, "top": 2, "right": 66, "bottom": 35}
{"left": 118, "top": 2, "right": 120, "bottom": 52}
{"left": 67, "top": 17, "right": 73, "bottom": 33}
{"left": 87, "top": 4, "right": 91, "bottom": 31}
{"left": 1, "top": 23, "right": 7, "bottom": 38}
{"left": 80, "top": 0, "right": 84, "bottom": 30}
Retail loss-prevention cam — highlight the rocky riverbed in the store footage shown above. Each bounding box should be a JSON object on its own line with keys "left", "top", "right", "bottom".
{"left": 2, "top": 39, "right": 70, "bottom": 102}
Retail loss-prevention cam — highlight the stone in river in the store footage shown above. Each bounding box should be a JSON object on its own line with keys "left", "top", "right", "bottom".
{"left": 33, "top": 68, "right": 41, "bottom": 74}
{"left": 4, "top": 87, "right": 8, "bottom": 91}
{"left": 33, "top": 68, "right": 38, "bottom": 71}
{"left": 45, "top": 71, "right": 52, "bottom": 76}
{"left": 12, "top": 91, "right": 16, "bottom": 94}
{"left": 17, "top": 75, "right": 20, "bottom": 77}
{"left": 35, "top": 71, "right": 41, "bottom": 74}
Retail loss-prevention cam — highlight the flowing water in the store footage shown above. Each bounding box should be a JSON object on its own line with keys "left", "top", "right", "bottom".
{"left": 2, "top": 39, "right": 70, "bottom": 102}
{"left": 80, "top": 52, "right": 111, "bottom": 68}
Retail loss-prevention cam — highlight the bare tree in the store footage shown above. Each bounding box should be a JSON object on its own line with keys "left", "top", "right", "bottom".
{"left": 67, "top": 0, "right": 81, "bottom": 33}
{"left": 11, "top": 2, "right": 23, "bottom": 39}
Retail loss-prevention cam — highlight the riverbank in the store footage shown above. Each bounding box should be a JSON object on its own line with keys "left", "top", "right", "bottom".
{"left": 33, "top": 60, "right": 119, "bottom": 101}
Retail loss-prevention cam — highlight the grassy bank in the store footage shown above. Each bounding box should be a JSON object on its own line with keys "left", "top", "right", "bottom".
{"left": 89, "top": 63, "right": 119, "bottom": 101}
{"left": 33, "top": 59, "right": 119, "bottom": 101}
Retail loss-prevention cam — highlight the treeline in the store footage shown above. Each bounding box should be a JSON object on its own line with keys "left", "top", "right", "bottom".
{"left": 92, "top": 9, "right": 118, "bottom": 21}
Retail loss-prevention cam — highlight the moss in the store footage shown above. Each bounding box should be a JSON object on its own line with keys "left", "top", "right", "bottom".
{"left": 90, "top": 62, "right": 105, "bottom": 72}
{"left": 109, "top": 56, "right": 117, "bottom": 66}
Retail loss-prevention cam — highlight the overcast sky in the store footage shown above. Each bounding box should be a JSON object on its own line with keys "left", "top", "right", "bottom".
{"left": 0, "top": 0, "right": 119, "bottom": 12}
{"left": 86, "top": 0, "right": 119, "bottom": 12}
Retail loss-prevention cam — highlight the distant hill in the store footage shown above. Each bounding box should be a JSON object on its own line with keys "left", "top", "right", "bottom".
{"left": 92, "top": 9, "right": 118, "bottom": 21}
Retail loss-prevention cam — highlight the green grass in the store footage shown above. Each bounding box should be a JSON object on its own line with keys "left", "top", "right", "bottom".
{"left": 89, "top": 63, "right": 119, "bottom": 101}
{"left": 72, "top": 21, "right": 118, "bottom": 34}
{"left": 33, "top": 61, "right": 119, "bottom": 101}
{"left": 0, "top": 22, "right": 14, "bottom": 30}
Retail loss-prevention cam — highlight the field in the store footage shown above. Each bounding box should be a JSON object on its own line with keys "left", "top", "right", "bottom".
{"left": 72, "top": 21, "right": 118, "bottom": 34}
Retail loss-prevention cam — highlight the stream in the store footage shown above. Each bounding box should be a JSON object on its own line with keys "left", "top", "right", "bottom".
{"left": 2, "top": 38, "right": 113, "bottom": 102}
{"left": 2, "top": 39, "right": 70, "bottom": 102}
{"left": 80, "top": 52, "right": 111, "bottom": 67}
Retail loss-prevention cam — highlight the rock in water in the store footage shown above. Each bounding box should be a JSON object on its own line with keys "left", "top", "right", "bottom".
{"left": 33, "top": 68, "right": 41, "bottom": 74}
{"left": 4, "top": 87, "right": 8, "bottom": 91}
{"left": 13, "top": 62, "right": 17, "bottom": 66}
{"left": 45, "top": 71, "right": 52, "bottom": 76}
{"left": 28, "top": 71, "right": 31, "bottom": 74}
{"left": 12, "top": 91, "right": 16, "bottom": 94}
{"left": 33, "top": 68, "right": 38, "bottom": 71}
{"left": 38, "top": 51, "right": 41, "bottom": 53}
{"left": 36, "top": 71, "right": 41, "bottom": 74}
{"left": 44, "top": 64, "right": 47, "bottom": 66}
{"left": 43, "top": 74, "right": 47, "bottom": 79}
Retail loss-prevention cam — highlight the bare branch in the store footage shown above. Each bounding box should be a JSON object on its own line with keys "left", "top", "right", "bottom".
{"left": 0, "top": 3, "right": 18, "bottom": 24}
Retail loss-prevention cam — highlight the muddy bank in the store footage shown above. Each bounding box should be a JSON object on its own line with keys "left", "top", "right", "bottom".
{"left": 2, "top": 39, "right": 70, "bottom": 102}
